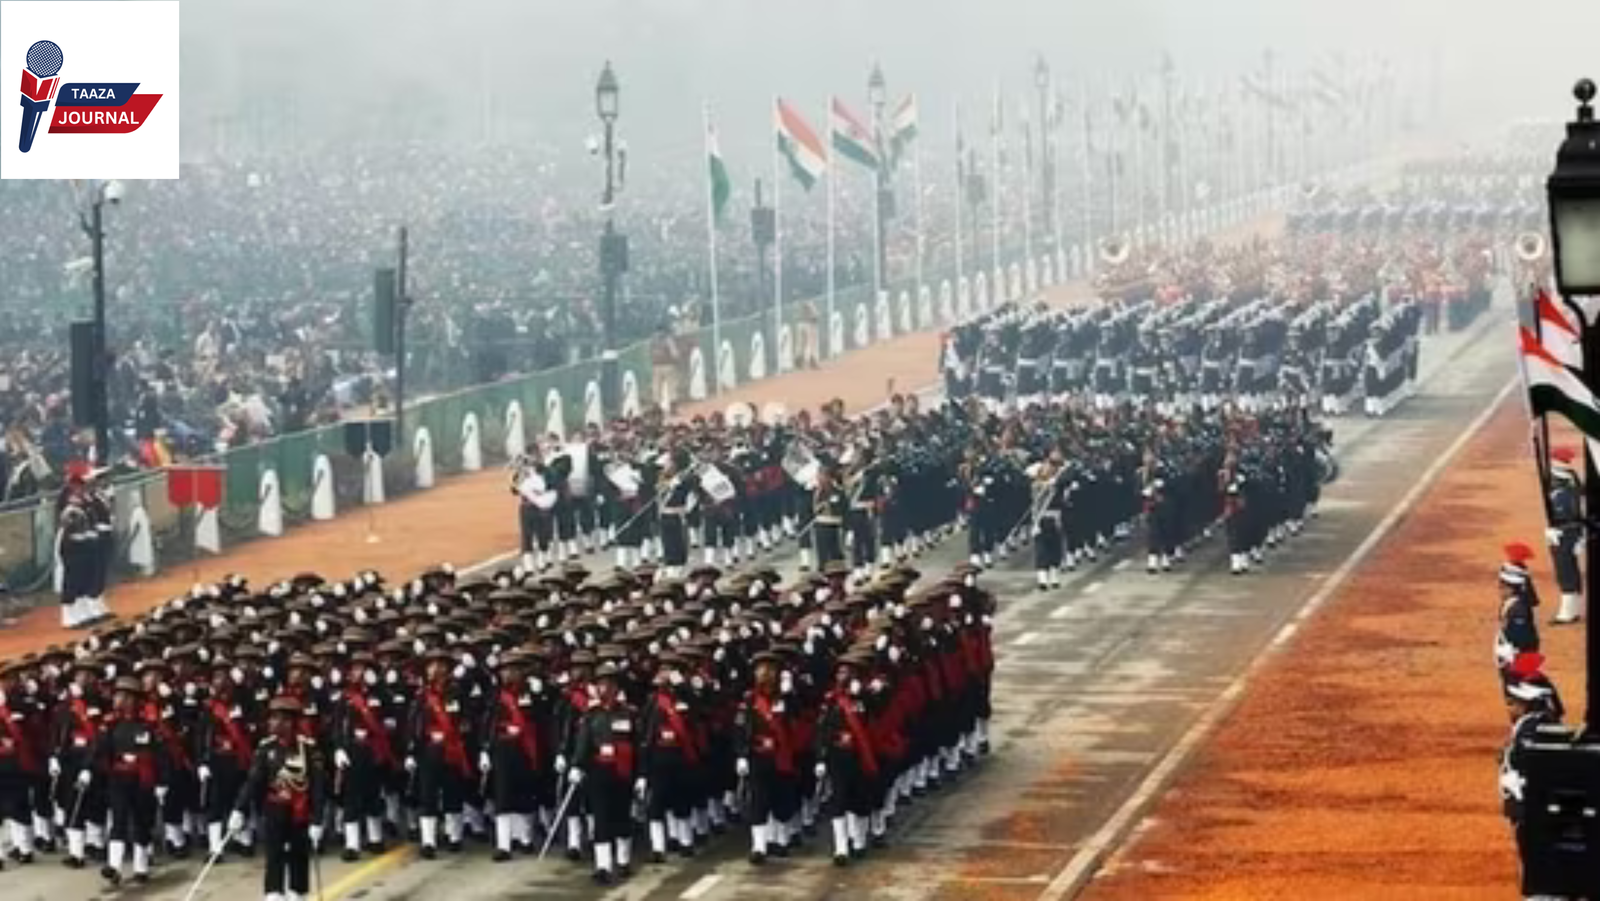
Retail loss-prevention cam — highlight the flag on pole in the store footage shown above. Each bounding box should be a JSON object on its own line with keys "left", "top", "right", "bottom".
{"left": 707, "top": 114, "right": 732, "bottom": 223}
{"left": 1519, "top": 325, "right": 1600, "bottom": 443}
{"left": 889, "top": 93, "right": 919, "bottom": 165}
{"left": 1536, "top": 288, "right": 1582, "bottom": 369}
{"left": 776, "top": 98, "right": 827, "bottom": 191}
{"left": 831, "top": 98, "right": 880, "bottom": 170}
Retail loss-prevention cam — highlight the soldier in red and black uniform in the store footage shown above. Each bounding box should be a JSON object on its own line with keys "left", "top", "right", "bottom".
{"left": 51, "top": 656, "right": 107, "bottom": 868}
{"left": 814, "top": 652, "right": 879, "bottom": 865}
{"left": 97, "top": 674, "right": 168, "bottom": 886}
{"left": 555, "top": 647, "right": 595, "bottom": 860}
{"left": 0, "top": 659, "right": 47, "bottom": 863}
{"left": 196, "top": 654, "right": 254, "bottom": 861}
{"left": 481, "top": 650, "right": 542, "bottom": 861}
{"left": 735, "top": 649, "right": 798, "bottom": 865}
{"left": 405, "top": 647, "right": 471, "bottom": 858}
{"left": 136, "top": 655, "right": 197, "bottom": 859}
{"left": 330, "top": 648, "right": 394, "bottom": 861}
{"left": 638, "top": 650, "right": 703, "bottom": 863}
{"left": 230, "top": 695, "right": 325, "bottom": 901}
{"left": 373, "top": 638, "right": 414, "bottom": 840}
{"left": 570, "top": 659, "right": 639, "bottom": 884}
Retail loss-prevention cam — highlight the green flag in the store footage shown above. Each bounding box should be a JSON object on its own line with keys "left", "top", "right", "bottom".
{"left": 707, "top": 120, "right": 731, "bottom": 223}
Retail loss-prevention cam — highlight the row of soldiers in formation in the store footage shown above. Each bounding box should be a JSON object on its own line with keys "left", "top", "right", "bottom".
{"left": 1494, "top": 447, "right": 1587, "bottom": 899}
{"left": 510, "top": 363, "right": 1333, "bottom": 604}
{"left": 0, "top": 559, "right": 997, "bottom": 896}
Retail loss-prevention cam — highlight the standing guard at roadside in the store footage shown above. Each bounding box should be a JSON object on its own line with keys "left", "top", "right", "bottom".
{"left": 1547, "top": 448, "right": 1584, "bottom": 625}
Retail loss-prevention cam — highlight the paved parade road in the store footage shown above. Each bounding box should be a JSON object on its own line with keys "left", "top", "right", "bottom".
{"left": 5, "top": 298, "right": 1511, "bottom": 901}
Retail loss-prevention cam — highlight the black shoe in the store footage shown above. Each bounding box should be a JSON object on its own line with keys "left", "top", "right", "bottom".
{"left": 565, "top": 846, "right": 583, "bottom": 862}
{"left": 131, "top": 872, "right": 150, "bottom": 885}
{"left": 849, "top": 846, "right": 865, "bottom": 859}
{"left": 35, "top": 837, "right": 55, "bottom": 854}
{"left": 167, "top": 840, "right": 191, "bottom": 860}
{"left": 492, "top": 849, "right": 511, "bottom": 863}
{"left": 676, "top": 842, "right": 695, "bottom": 859}
{"left": 14, "top": 851, "right": 32, "bottom": 865}
{"left": 650, "top": 851, "right": 666, "bottom": 864}
{"left": 514, "top": 840, "right": 534, "bottom": 856}
{"left": 342, "top": 848, "right": 361, "bottom": 863}
{"left": 63, "top": 855, "right": 85, "bottom": 869}
{"left": 748, "top": 850, "right": 767, "bottom": 866}
{"left": 365, "top": 840, "right": 385, "bottom": 854}
{"left": 592, "top": 867, "right": 614, "bottom": 885}
{"left": 419, "top": 844, "right": 437, "bottom": 861}
{"left": 101, "top": 865, "right": 120, "bottom": 885}
{"left": 617, "top": 862, "right": 632, "bottom": 878}
{"left": 772, "top": 841, "right": 790, "bottom": 858}
{"left": 444, "top": 839, "right": 462, "bottom": 854}
{"left": 833, "top": 854, "right": 849, "bottom": 867}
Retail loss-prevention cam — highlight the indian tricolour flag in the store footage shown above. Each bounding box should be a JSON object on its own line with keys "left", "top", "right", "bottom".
{"left": 1535, "top": 288, "right": 1582, "bottom": 369}
{"left": 706, "top": 113, "right": 731, "bottom": 223}
{"left": 889, "top": 94, "right": 918, "bottom": 165}
{"left": 776, "top": 98, "right": 827, "bottom": 191}
{"left": 1520, "top": 325, "right": 1600, "bottom": 445}
{"left": 830, "top": 98, "right": 880, "bottom": 171}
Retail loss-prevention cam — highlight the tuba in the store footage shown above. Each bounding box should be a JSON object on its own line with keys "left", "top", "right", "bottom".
{"left": 1515, "top": 231, "right": 1548, "bottom": 263}
{"left": 1099, "top": 234, "right": 1132, "bottom": 267}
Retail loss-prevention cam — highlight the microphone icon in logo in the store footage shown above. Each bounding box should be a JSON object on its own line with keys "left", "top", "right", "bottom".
{"left": 18, "top": 40, "right": 63, "bottom": 153}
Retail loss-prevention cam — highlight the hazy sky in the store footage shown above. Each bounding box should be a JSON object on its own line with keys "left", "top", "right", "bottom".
{"left": 176, "top": 0, "right": 1600, "bottom": 160}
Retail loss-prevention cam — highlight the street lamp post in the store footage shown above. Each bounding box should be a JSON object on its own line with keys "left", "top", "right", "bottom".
{"left": 1548, "top": 78, "right": 1600, "bottom": 730}
{"left": 77, "top": 179, "right": 123, "bottom": 464}
{"left": 869, "top": 63, "right": 891, "bottom": 297}
{"left": 1035, "top": 56, "right": 1054, "bottom": 244}
{"left": 595, "top": 61, "right": 628, "bottom": 417}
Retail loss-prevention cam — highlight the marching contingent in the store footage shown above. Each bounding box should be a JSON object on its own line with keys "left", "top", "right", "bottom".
{"left": 0, "top": 162, "right": 1521, "bottom": 901}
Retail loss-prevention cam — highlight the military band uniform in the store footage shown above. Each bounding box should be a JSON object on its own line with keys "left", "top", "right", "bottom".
{"left": 232, "top": 713, "right": 325, "bottom": 900}
{"left": 658, "top": 473, "right": 698, "bottom": 572}
{"left": 811, "top": 482, "right": 847, "bottom": 571}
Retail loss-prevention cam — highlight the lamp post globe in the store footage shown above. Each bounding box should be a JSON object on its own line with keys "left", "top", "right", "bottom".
{"left": 596, "top": 60, "right": 619, "bottom": 123}
{"left": 1548, "top": 78, "right": 1600, "bottom": 297}
{"left": 868, "top": 63, "right": 886, "bottom": 109}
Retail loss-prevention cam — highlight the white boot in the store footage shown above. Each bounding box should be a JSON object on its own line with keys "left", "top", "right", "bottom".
{"left": 1146, "top": 553, "right": 1159, "bottom": 573}
{"left": 593, "top": 840, "right": 615, "bottom": 878}
{"left": 132, "top": 843, "right": 150, "bottom": 875}
{"left": 1048, "top": 566, "right": 1060, "bottom": 589}
{"left": 1555, "top": 592, "right": 1585, "bottom": 624}
{"left": 419, "top": 816, "right": 438, "bottom": 850}
{"left": 649, "top": 820, "right": 668, "bottom": 857}
{"left": 60, "top": 600, "right": 80, "bottom": 629}
{"left": 344, "top": 821, "right": 362, "bottom": 855}
{"left": 494, "top": 813, "right": 513, "bottom": 856}
{"left": 1036, "top": 569, "right": 1049, "bottom": 590}
{"left": 749, "top": 822, "right": 769, "bottom": 859}
{"left": 615, "top": 836, "right": 632, "bottom": 870}
{"left": 830, "top": 816, "right": 850, "bottom": 861}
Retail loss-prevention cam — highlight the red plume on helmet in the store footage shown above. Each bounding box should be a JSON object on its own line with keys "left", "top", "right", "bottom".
{"left": 1503, "top": 542, "right": 1536, "bottom": 565}
{"left": 1507, "top": 651, "right": 1546, "bottom": 680}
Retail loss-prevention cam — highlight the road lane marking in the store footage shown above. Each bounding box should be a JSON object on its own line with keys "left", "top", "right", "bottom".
{"left": 322, "top": 845, "right": 414, "bottom": 901}
{"left": 1112, "top": 559, "right": 1129, "bottom": 572}
{"left": 1083, "top": 580, "right": 1103, "bottom": 594}
{"left": 681, "top": 874, "right": 723, "bottom": 899}
{"left": 1012, "top": 631, "right": 1039, "bottom": 646}
{"left": 1035, "top": 375, "right": 1517, "bottom": 901}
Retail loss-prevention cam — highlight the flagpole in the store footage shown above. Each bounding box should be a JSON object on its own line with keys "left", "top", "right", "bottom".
{"left": 954, "top": 98, "right": 965, "bottom": 290}
{"left": 773, "top": 94, "right": 784, "bottom": 365}
{"left": 1022, "top": 98, "right": 1033, "bottom": 269}
{"left": 872, "top": 140, "right": 885, "bottom": 301}
{"left": 703, "top": 102, "right": 723, "bottom": 396}
{"left": 1133, "top": 78, "right": 1147, "bottom": 241}
{"left": 913, "top": 104, "right": 925, "bottom": 298}
{"left": 826, "top": 98, "right": 837, "bottom": 359}
{"left": 1079, "top": 78, "right": 1094, "bottom": 273}
{"left": 990, "top": 80, "right": 1001, "bottom": 278}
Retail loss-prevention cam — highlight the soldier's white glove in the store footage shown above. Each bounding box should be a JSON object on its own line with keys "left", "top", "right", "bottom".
{"left": 814, "top": 762, "right": 827, "bottom": 780}
{"left": 553, "top": 754, "right": 568, "bottom": 775}
{"left": 334, "top": 749, "right": 351, "bottom": 770}
{"left": 568, "top": 767, "right": 585, "bottom": 786}
{"left": 228, "top": 810, "right": 246, "bottom": 834}
{"left": 479, "top": 753, "right": 492, "bottom": 774}
{"left": 404, "top": 756, "right": 417, "bottom": 774}
{"left": 197, "top": 765, "right": 212, "bottom": 783}
{"left": 48, "top": 756, "right": 61, "bottom": 778}
{"left": 309, "top": 824, "right": 323, "bottom": 847}
{"left": 736, "top": 757, "right": 750, "bottom": 778}
{"left": 155, "top": 785, "right": 169, "bottom": 804}
{"left": 633, "top": 777, "right": 647, "bottom": 799}
{"left": 76, "top": 769, "right": 92, "bottom": 788}
{"left": 1547, "top": 527, "right": 1563, "bottom": 547}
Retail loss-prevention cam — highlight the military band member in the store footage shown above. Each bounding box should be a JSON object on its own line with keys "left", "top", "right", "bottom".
{"left": 512, "top": 447, "right": 559, "bottom": 573}
{"left": 570, "top": 660, "right": 639, "bottom": 884}
{"left": 809, "top": 466, "right": 848, "bottom": 574}
{"left": 1029, "top": 454, "right": 1067, "bottom": 590}
{"left": 230, "top": 695, "right": 325, "bottom": 901}
{"left": 1546, "top": 448, "right": 1583, "bottom": 625}
{"left": 658, "top": 452, "right": 699, "bottom": 580}
{"left": 845, "top": 453, "right": 884, "bottom": 578}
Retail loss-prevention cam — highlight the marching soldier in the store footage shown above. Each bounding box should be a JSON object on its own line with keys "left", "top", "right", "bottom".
{"left": 230, "top": 695, "right": 325, "bottom": 901}
{"left": 1546, "top": 447, "right": 1583, "bottom": 625}
{"left": 658, "top": 451, "right": 699, "bottom": 581}
{"left": 407, "top": 648, "right": 471, "bottom": 858}
{"left": 0, "top": 660, "right": 45, "bottom": 864}
{"left": 570, "top": 660, "right": 639, "bottom": 884}
{"left": 482, "top": 650, "right": 541, "bottom": 862}
{"left": 197, "top": 654, "right": 255, "bottom": 862}
{"left": 813, "top": 651, "right": 878, "bottom": 866}
{"left": 639, "top": 651, "right": 703, "bottom": 863}
{"left": 51, "top": 656, "right": 107, "bottom": 868}
{"left": 330, "top": 649, "right": 393, "bottom": 861}
{"left": 1030, "top": 452, "right": 1067, "bottom": 590}
{"left": 845, "top": 451, "right": 884, "bottom": 579}
{"left": 736, "top": 650, "right": 799, "bottom": 865}
{"left": 99, "top": 674, "right": 166, "bottom": 886}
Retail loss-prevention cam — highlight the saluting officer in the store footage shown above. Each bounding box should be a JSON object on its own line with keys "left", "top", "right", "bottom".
{"left": 1547, "top": 447, "right": 1584, "bottom": 625}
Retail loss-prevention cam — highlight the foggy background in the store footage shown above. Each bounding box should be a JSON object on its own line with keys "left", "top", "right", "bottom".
{"left": 179, "top": 0, "right": 1600, "bottom": 163}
